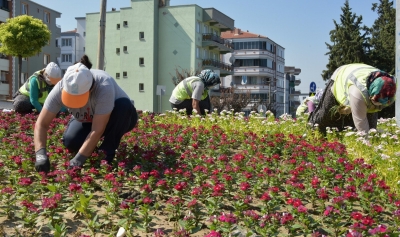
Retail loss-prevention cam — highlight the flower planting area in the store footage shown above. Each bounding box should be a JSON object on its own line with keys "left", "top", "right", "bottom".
{"left": 0, "top": 110, "right": 400, "bottom": 236}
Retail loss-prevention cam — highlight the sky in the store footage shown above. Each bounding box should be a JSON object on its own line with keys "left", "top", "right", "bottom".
{"left": 31, "top": 0, "right": 395, "bottom": 94}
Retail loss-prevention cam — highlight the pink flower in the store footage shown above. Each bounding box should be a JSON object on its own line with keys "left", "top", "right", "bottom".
{"left": 205, "top": 230, "right": 222, "bottom": 237}
{"left": 240, "top": 182, "right": 250, "bottom": 191}
{"left": 142, "top": 196, "right": 152, "bottom": 204}
{"left": 351, "top": 212, "right": 363, "bottom": 220}
{"left": 18, "top": 177, "right": 33, "bottom": 186}
{"left": 174, "top": 182, "right": 187, "bottom": 192}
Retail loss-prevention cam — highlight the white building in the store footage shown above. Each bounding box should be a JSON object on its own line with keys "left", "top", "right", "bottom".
{"left": 221, "top": 28, "right": 288, "bottom": 116}
{"left": 56, "top": 17, "right": 86, "bottom": 76}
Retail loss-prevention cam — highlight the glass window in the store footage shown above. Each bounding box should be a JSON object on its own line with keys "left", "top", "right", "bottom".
{"left": 196, "top": 47, "right": 200, "bottom": 58}
{"left": 62, "top": 38, "right": 72, "bottom": 47}
{"left": 196, "top": 22, "right": 201, "bottom": 33}
{"left": 203, "top": 24, "right": 209, "bottom": 34}
{"left": 139, "top": 83, "right": 144, "bottom": 91}
{"left": 21, "top": 3, "right": 28, "bottom": 14}
{"left": 139, "top": 57, "right": 144, "bottom": 65}
{"left": 43, "top": 54, "right": 50, "bottom": 65}
{"left": 61, "top": 54, "right": 72, "bottom": 62}
{"left": 44, "top": 11, "right": 50, "bottom": 24}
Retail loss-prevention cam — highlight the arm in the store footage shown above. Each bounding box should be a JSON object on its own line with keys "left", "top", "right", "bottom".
{"left": 29, "top": 77, "right": 43, "bottom": 112}
{"left": 192, "top": 99, "right": 201, "bottom": 114}
{"left": 34, "top": 108, "right": 57, "bottom": 151}
{"left": 349, "top": 85, "right": 369, "bottom": 133}
{"left": 77, "top": 113, "right": 111, "bottom": 157}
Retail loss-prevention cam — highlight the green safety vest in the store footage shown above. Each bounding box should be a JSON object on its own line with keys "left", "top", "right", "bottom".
{"left": 172, "top": 76, "right": 208, "bottom": 101}
{"left": 19, "top": 71, "right": 49, "bottom": 104}
{"left": 331, "top": 63, "right": 381, "bottom": 113}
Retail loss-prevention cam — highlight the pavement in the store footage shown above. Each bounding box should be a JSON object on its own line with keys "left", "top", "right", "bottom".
{"left": 0, "top": 100, "right": 13, "bottom": 110}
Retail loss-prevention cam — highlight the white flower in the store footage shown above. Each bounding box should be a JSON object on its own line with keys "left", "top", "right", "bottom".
{"left": 381, "top": 154, "right": 390, "bottom": 160}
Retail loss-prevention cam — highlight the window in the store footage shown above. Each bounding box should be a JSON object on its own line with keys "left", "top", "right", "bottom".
{"left": 0, "top": 71, "right": 8, "bottom": 83}
{"left": 196, "top": 21, "right": 201, "bottom": 33}
{"left": 117, "top": 24, "right": 120, "bottom": 30}
{"left": 116, "top": 73, "right": 120, "bottom": 79}
{"left": 139, "top": 32, "right": 144, "bottom": 39}
{"left": 55, "top": 39, "right": 59, "bottom": 47}
{"left": 61, "top": 54, "right": 72, "bottom": 62}
{"left": 116, "top": 48, "right": 120, "bottom": 54}
{"left": 196, "top": 47, "right": 200, "bottom": 58}
{"left": 62, "top": 70, "right": 66, "bottom": 76}
{"left": 21, "top": 3, "right": 28, "bottom": 15}
{"left": 123, "top": 46, "right": 127, "bottom": 52}
{"left": 62, "top": 38, "right": 72, "bottom": 47}
{"left": 203, "top": 24, "right": 209, "bottom": 34}
{"left": 43, "top": 54, "right": 50, "bottom": 66}
{"left": 44, "top": 11, "right": 50, "bottom": 24}
{"left": 83, "top": 47, "right": 85, "bottom": 52}
{"left": 123, "top": 21, "right": 128, "bottom": 26}
{"left": 20, "top": 73, "right": 28, "bottom": 84}
{"left": 139, "top": 57, "right": 144, "bottom": 65}
{"left": 139, "top": 83, "right": 144, "bottom": 92}
{"left": 83, "top": 32, "right": 86, "bottom": 37}
{"left": 123, "top": 72, "right": 127, "bottom": 78}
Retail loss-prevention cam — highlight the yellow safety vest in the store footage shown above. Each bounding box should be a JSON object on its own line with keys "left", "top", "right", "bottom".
{"left": 172, "top": 76, "right": 208, "bottom": 101}
{"left": 19, "top": 71, "right": 49, "bottom": 104}
{"left": 331, "top": 64, "right": 381, "bottom": 113}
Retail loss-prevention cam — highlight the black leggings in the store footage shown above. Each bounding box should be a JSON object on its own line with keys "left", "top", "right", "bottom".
{"left": 62, "top": 97, "right": 138, "bottom": 161}
{"left": 170, "top": 95, "right": 211, "bottom": 115}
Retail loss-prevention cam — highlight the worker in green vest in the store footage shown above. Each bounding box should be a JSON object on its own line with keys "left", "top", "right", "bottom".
{"left": 13, "top": 62, "right": 62, "bottom": 114}
{"left": 308, "top": 63, "right": 396, "bottom": 134}
{"left": 169, "top": 69, "right": 220, "bottom": 115}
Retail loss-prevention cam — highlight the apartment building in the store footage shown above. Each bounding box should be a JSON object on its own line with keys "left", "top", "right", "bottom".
{"left": 83, "top": 0, "right": 234, "bottom": 112}
{"left": 221, "top": 28, "right": 288, "bottom": 116}
{"left": 284, "top": 66, "right": 301, "bottom": 117}
{"left": 0, "top": 0, "right": 61, "bottom": 99}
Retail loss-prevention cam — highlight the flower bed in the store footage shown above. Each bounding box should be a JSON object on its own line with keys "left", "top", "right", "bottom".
{"left": 0, "top": 110, "right": 399, "bottom": 236}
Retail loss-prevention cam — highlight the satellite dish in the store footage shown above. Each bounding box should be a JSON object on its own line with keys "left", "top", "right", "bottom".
{"left": 257, "top": 105, "right": 267, "bottom": 117}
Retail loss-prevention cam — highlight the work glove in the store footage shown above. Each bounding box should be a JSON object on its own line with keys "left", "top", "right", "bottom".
{"left": 35, "top": 148, "right": 50, "bottom": 173}
{"left": 69, "top": 153, "right": 88, "bottom": 169}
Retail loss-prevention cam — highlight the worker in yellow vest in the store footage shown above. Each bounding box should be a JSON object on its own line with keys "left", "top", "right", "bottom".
{"left": 296, "top": 88, "right": 324, "bottom": 117}
{"left": 13, "top": 62, "right": 62, "bottom": 114}
{"left": 308, "top": 63, "right": 396, "bottom": 134}
{"left": 169, "top": 69, "right": 220, "bottom": 115}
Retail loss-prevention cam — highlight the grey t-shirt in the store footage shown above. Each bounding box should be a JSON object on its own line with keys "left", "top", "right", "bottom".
{"left": 44, "top": 69, "right": 131, "bottom": 122}
{"left": 169, "top": 78, "right": 205, "bottom": 104}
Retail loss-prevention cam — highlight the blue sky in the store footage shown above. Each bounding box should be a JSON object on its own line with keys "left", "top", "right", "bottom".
{"left": 33, "top": 0, "right": 394, "bottom": 93}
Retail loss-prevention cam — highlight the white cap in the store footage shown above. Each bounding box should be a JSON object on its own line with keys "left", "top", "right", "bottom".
{"left": 44, "top": 62, "right": 62, "bottom": 85}
{"left": 61, "top": 63, "right": 93, "bottom": 108}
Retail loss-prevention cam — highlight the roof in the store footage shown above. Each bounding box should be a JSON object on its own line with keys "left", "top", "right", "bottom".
{"left": 221, "top": 29, "right": 268, "bottom": 39}
{"left": 62, "top": 29, "right": 77, "bottom": 33}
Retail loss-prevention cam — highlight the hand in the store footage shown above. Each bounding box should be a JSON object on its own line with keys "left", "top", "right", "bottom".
{"left": 69, "top": 153, "right": 88, "bottom": 169}
{"left": 35, "top": 148, "right": 50, "bottom": 173}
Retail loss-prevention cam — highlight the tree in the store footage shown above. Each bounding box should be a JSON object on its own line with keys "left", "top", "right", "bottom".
{"left": 321, "top": 0, "right": 370, "bottom": 80}
{"left": 368, "top": 0, "right": 395, "bottom": 75}
{"left": 0, "top": 15, "right": 51, "bottom": 91}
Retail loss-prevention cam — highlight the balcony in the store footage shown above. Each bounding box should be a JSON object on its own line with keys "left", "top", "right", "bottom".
{"left": 202, "top": 33, "right": 234, "bottom": 53}
{"left": 203, "top": 8, "right": 234, "bottom": 32}
{"left": 202, "top": 59, "right": 233, "bottom": 77}
{"left": 295, "top": 79, "right": 301, "bottom": 86}
{"left": 234, "top": 66, "right": 275, "bottom": 77}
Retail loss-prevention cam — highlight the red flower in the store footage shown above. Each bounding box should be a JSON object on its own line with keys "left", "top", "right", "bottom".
{"left": 351, "top": 212, "right": 363, "bottom": 220}
{"left": 18, "top": 177, "right": 33, "bottom": 186}
{"left": 240, "top": 182, "right": 251, "bottom": 191}
{"left": 174, "top": 182, "right": 187, "bottom": 192}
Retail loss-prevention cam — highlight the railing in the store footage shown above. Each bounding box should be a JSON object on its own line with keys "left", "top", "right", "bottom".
{"left": 202, "top": 33, "right": 234, "bottom": 49}
{"left": 202, "top": 59, "right": 234, "bottom": 72}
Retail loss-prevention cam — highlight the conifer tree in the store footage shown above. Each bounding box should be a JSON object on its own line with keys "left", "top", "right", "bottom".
{"left": 321, "top": 0, "right": 370, "bottom": 80}
{"left": 368, "top": 0, "right": 395, "bottom": 75}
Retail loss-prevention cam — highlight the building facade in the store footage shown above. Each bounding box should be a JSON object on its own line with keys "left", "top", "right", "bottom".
{"left": 0, "top": 0, "right": 61, "bottom": 99}
{"left": 221, "top": 28, "right": 286, "bottom": 116}
{"left": 84, "top": 0, "right": 234, "bottom": 112}
{"left": 56, "top": 17, "right": 85, "bottom": 76}
{"left": 284, "top": 66, "right": 301, "bottom": 117}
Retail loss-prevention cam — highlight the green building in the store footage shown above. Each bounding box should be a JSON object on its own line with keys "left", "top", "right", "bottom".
{"left": 85, "top": 0, "right": 234, "bottom": 112}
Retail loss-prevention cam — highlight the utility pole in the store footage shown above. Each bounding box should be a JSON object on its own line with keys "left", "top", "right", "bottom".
{"left": 97, "top": 0, "right": 106, "bottom": 70}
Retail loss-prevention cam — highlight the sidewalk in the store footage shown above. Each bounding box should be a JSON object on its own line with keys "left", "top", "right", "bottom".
{"left": 0, "top": 100, "right": 13, "bottom": 110}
